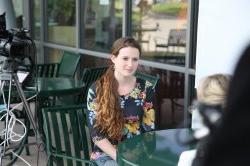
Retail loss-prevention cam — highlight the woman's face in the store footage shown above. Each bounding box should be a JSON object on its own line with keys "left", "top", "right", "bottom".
{"left": 111, "top": 46, "right": 140, "bottom": 77}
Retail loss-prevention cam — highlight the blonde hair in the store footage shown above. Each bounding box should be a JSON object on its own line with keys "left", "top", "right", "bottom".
{"left": 94, "top": 37, "right": 141, "bottom": 141}
{"left": 197, "top": 74, "right": 231, "bottom": 107}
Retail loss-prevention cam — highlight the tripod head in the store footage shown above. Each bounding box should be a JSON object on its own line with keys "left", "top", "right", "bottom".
{"left": 0, "top": 12, "right": 35, "bottom": 75}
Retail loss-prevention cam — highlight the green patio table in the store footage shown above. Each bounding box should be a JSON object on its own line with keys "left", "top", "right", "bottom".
{"left": 117, "top": 129, "right": 195, "bottom": 166}
{"left": 25, "top": 77, "right": 85, "bottom": 97}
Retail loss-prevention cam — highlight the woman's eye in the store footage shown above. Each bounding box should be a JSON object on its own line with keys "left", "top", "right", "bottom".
{"left": 133, "top": 58, "right": 138, "bottom": 62}
{"left": 123, "top": 57, "right": 128, "bottom": 60}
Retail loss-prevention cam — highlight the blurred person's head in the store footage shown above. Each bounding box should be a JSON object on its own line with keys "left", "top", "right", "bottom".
{"left": 197, "top": 74, "right": 231, "bottom": 107}
{"left": 191, "top": 74, "right": 231, "bottom": 133}
{"left": 200, "top": 45, "right": 250, "bottom": 166}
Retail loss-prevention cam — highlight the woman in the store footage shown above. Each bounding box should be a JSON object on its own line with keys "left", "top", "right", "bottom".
{"left": 87, "top": 37, "right": 155, "bottom": 166}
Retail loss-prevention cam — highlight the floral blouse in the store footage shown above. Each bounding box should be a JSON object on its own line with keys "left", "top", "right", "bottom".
{"left": 86, "top": 78, "right": 155, "bottom": 160}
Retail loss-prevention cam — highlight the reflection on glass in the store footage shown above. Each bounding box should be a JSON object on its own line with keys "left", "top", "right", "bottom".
{"left": 132, "top": 0, "right": 188, "bottom": 66}
{"left": 47, "top": 0, "right": 76, "bottom": 46}
{"left": 118, "top": 129, "right": 193, "bottom": 165}
{"left": 45, "top": 48, "right": 63, "bottom": 63}
{"left": 33, "top": 0, "right": 40, "bottom": 39}
{"left": 137, "top": 66, "right": 184, "bottom": 129}
{"left": 79, "top": 54, "right": 110, "bottom": 70}
{"left": 82, "top": 0, "right": 122, "bottom": 52}
{"left": 122, "top": 132, "right": 156, "bottom": 163}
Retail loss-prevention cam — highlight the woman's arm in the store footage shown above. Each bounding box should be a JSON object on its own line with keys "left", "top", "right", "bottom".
{"left": 86, "top": 86, "right": 117, "bottom": 160}
{"left": 142, "top": 81, "right": 156, "bottom": 131}
{"left": 95, "top": 138, "right": 117, "bottom": 160}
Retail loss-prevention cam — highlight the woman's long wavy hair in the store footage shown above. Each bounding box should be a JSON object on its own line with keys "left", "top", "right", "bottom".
{"left": 94, "top": 37, "right": 141, "bottom": 140}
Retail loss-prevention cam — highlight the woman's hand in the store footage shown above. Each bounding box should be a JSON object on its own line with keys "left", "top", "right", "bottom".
{"left": 95, "top": 139, "right": 117, "bottom": 160}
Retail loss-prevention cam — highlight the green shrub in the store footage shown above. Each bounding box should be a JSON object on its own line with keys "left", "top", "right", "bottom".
{"left": 151, "top": 2, "right": 187, "bottom": 16}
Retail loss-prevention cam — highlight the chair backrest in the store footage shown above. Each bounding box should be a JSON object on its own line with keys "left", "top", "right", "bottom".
{"left": 80, "top": 66, "right": 108, "bottom": 102}
{"left": 134, "top": 71, "right": 159, "bottom": 100}
{"left": 58, "top": 51, "right": 81, "bottom": 78}
{"left": 35, "top": 63, "right": 60, "bottom": 77}
{"left": 168, "top": 29, "right": 186, "bottom": 47}
{"left": 42, "top": 104, "right": 95, "bottom": 166}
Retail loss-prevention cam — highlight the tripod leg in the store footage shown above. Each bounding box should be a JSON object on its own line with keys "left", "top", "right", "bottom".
{"left": 0, "top": 79, "right": 12, "bottom": 161}
{"left": 24, "top": 112, "right": 30, "bottom": 155}
{"left": 12, "top": 74, "right": 41, "bottom": 140}
{"left": 0, "top": 79, "right": 28, "bottom": 166}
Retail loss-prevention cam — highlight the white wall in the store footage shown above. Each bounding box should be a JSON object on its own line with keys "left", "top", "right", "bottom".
{"left": 195, "top": 0, "right": 250, "bottom": 87}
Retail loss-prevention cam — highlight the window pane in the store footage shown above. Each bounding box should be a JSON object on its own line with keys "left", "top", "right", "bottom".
{"left": 47, "top": 0, "right": 76, "bottom": 46}
{"left": 81, "top": 0, "right": 122, "bottom": 52}
{"left": 33, "top": 0, "right": 40, "bottom": 40}
{"left": 132, "top": 0, "right": 188, "bottom": 66}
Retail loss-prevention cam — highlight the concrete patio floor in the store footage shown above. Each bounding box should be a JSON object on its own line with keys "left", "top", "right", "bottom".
{"left": 13, "top": 138, "right": 47, "bottom": 166}
{"left": 0, "top": 102, "right": 47, "bottom": 166}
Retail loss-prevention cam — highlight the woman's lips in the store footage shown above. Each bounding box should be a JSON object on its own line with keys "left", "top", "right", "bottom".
{"left": 125, "top": 69, "right": 133, "bottom": 73}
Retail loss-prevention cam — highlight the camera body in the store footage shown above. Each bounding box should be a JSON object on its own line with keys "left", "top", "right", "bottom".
{"left": 0, "top": 30, "right": 30, "bottom": 58}
{"left": 0, "top": 12, "right": 33, "bottom": 72}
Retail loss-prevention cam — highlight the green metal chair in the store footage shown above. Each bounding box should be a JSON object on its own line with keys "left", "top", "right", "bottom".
{"left": 79, "top": 66, "right": 108, "bottom": 103}
{"left": 26, "top": 51, "right": 80, "bottom": 79}
{"left": 35, "top": 63, "right": 60, "bottom": 78}
{"left": 54, "top": 51, "right": 81, "bottom": 105}
{"left": 42, "top": 104, "right": 96, "bottom": 166}
{"left": 57, "top": 51, "right": 81, "bottom": 78}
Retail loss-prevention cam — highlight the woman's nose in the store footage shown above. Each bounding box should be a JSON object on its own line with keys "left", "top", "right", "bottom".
{"left": 127, "top": 60, "right": 133, "bottom": 67}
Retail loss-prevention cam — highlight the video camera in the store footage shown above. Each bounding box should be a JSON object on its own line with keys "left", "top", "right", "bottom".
{"left": 0, "top": 12, "right": 35, "bottom": 72}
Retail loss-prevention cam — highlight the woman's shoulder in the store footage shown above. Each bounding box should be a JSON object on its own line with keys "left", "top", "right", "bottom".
{"left": 136, "top": 77, "right": 154, "bottom": 90}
